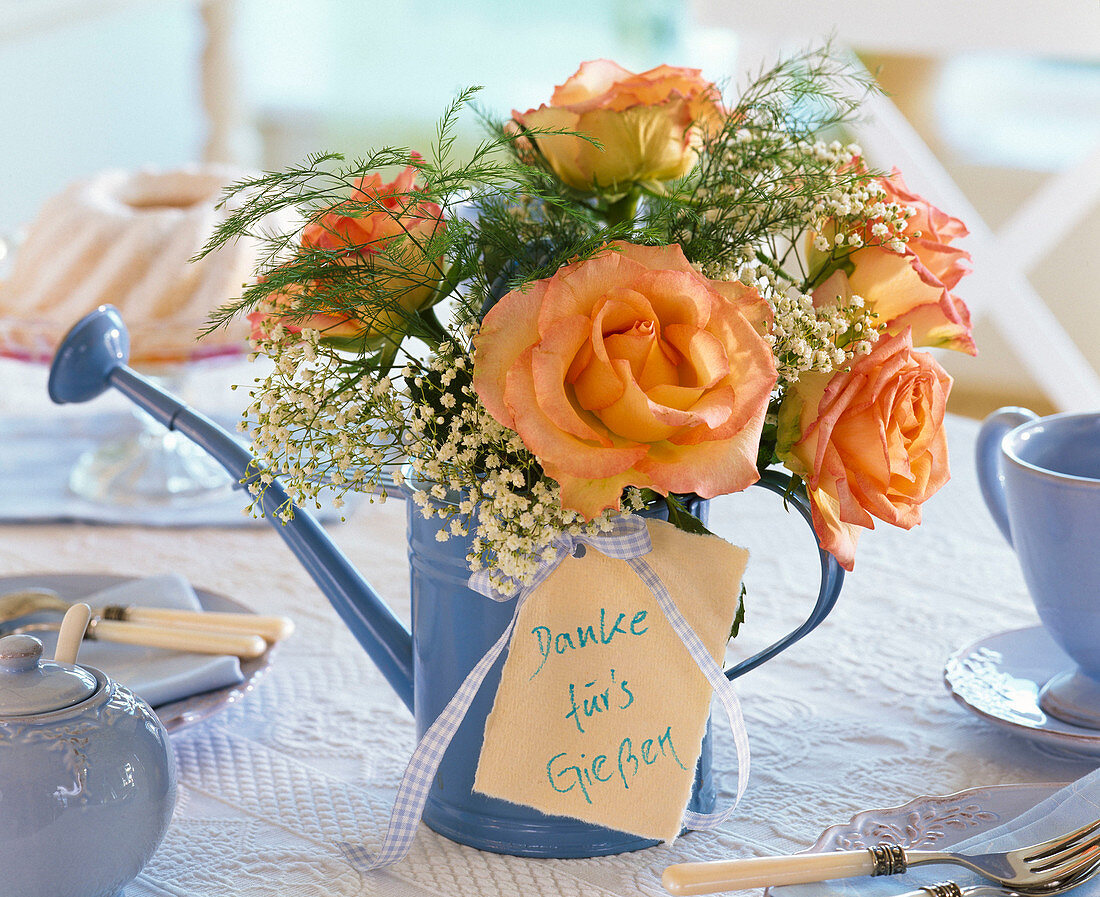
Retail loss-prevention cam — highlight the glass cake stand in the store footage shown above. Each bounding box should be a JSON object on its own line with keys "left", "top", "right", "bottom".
{"left": 1, "top": 310, "right": 249, "bottom": 510}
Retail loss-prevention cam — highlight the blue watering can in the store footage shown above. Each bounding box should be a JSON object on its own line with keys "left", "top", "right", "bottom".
{"left": 48, "top": 305, "right": 844, "bottom": 858}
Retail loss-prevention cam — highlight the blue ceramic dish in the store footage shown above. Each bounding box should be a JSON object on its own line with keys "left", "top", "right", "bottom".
{"left": 0, "top": 634, "right": 177, "bottom": 897}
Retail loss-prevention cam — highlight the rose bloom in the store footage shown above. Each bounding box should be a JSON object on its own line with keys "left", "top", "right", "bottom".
{"left": 473, "top": 241, "right": 777, "bottom": 518}
{"left": 252, "top": 166, "right": 445, "bottom": 344}
{"left": 512, "top": 60, "right": 722, "bottom": 194}
{"left": 245, "top": 273, "right": 362, "bottom": 346}
{"left": 776, "top": 328, "right": 953, "bottom": 570}
{"left": 851, "top": 169, "right": 974, "bottom": 354}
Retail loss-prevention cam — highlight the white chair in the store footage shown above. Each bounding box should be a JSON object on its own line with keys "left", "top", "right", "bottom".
{"left": 690, "top": 0, "right": 1100, "bottom": 411}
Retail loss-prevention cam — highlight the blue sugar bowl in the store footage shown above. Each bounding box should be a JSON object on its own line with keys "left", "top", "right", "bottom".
{"left": 0, "top": 633, "right": 177, "bottom": 897}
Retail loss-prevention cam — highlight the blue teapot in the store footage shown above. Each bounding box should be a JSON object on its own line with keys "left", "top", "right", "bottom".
{"left": 0, "top": 632, "right": 176, "bottom": 897}
{"left": 48, "top": 305, "right": 843, "bottom": 858}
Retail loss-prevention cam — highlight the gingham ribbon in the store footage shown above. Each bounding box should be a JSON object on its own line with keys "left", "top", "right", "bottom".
{"left": 339, "top": 516, "right": 749, "bottom": 871}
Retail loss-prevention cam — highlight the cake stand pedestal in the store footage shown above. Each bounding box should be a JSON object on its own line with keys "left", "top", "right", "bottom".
{"left": 67, "top": 366, "right": 237, "bottom": 508}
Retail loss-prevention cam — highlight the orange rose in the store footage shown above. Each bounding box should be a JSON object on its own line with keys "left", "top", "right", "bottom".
{"left": 776, "top": 328, "right": 953, "bottom": 570}
{"left": 245, "top": 273, "right": 367, "bottom": 344}
{"left": 254, "top": 165, "right": 445, "bottom": 344}
{"left": 247, "top": 269, "right": 380, "bottom": 345}
{"left": 473, "top": 241, "right": 777, "bottom": 518}
{"left": 844, "top": 169, "right": 974, "bottom": 354}
{"left": 512, "top": 60, "right": 722, "bottom": 194}
{"left": 875, "top": 168, "right": 970, "bottom": 289}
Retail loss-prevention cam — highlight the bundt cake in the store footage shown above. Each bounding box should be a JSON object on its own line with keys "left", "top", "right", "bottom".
{"left": 0, "top": 164, "right": 268, "bottom": 365}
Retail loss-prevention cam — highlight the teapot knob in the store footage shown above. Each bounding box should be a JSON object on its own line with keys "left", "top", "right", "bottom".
{"left": 0, "top": 634, "right": 44, "bottom": 674}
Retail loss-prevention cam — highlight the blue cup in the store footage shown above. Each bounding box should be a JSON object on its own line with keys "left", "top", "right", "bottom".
{"left": 977, "top": 407, "right": 1100, "bottom": 728}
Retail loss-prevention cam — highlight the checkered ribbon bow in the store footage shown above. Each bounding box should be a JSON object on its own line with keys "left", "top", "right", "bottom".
{"left": 339, "top": 516, "right": 749, "bottom": 871}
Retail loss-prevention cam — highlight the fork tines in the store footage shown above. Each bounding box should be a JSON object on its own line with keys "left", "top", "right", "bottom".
{"left": 1025, "top": 817, "right": 1100, "bottom": 874}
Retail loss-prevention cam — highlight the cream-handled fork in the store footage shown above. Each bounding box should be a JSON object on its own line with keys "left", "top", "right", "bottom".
{"left": 662, "top": 817, "right": 1100, "bottom": 895}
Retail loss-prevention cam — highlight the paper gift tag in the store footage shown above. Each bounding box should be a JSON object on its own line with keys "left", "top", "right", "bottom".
{"left": 473, "top": 518, "right": 748, "bottom": 842}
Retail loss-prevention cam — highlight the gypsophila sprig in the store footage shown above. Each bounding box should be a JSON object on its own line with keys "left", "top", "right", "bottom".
{"left": 400, "top": 337, "right": 646, "bottom": 595}
{"left": 204, "top": 44, "right": 974, "bottom": 587}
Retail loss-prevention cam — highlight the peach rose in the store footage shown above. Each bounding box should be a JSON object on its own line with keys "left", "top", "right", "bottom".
{"left": 875, "top": 168, "right": 970, "bottom": 289}
{"left": 512, "top": 60, "right": 722, "bottom": 194}
{"left": 473, "top": 241, "right": 777, "bottom": 518}
{"left": 838, "top": 168, "right": 974, "bottom": 354}
{"left": 252, "top": 166, "right": 445, "bottom": 344}
{"left": 245, "top": 272, "right": 369, "bottom": 345}
{"left": 776, "top": 328, "right": 953, "bottom": 570}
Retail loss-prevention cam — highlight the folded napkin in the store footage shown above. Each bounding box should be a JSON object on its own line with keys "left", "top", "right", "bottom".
{"left": 30, "top": 574, "right": 244, "bottom": 707}
{"left": 777, "top": 769, "right": 1100, "bottom": 897}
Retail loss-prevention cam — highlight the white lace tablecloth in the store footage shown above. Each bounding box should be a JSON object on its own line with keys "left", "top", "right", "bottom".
{"left": 2, "top": 367, "right": 1094, "bottom": 895}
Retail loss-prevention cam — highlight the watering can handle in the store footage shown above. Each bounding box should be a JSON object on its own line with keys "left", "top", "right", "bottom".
{"left": 723, "top": 469, "right": 845, "bottom": 681}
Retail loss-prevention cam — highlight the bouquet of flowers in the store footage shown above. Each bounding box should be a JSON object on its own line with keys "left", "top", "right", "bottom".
{"left": 204, "top": 48, "right": 974, "bottom": 597}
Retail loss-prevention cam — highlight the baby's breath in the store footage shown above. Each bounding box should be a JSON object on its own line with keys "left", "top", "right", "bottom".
{"left": 400, "top": 339, "right": 632, "bottom": 596}
{"left": 734, "top": 264, "right": 882, "bottom": 381}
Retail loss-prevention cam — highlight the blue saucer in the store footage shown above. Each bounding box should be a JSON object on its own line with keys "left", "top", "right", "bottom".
{"left": 945, "top": 626, "right": 1100, "bottom": 759}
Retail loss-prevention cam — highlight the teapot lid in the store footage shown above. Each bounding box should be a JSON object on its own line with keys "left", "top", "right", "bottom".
{"left": 0, "top": 634, "right": 98, "bottom": 716}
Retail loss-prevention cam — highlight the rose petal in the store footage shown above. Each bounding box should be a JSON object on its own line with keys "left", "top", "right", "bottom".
{"left": 848, "top": 246, "right": 976, "bottom": 356}
{"left": 632, "top": 267, "right": 710, "bottom": 328}
{"left": 638, "top": 334, "right": 681, "bottom": 389}
{"left": 504, "top": 348, "right": 648, "bottom": 478}
{"left": 540, "top": 248, "right": 637, "bottom": 327}
{"left": 547, "top": 465, "right": 653, "bottom": 519}
{"left": 811, "top": 270, "right": 853, "bottom": 309}
{"left": 611, "top": 242, "right": 697, "bottom": 278}
{"left": 646, "top": 382, "right": 706, "bottom": 412}
{"left": 887, "top": 300, "right": 976, "bottom": 355}
{"left": 662, "top": 384, "right": 737, "bottom": 440}
{"left": 592, "top": 289, "right": 658, "bottom": 346}
{"left": 815, "top": 443, "right": 877, "bottom": 530}
{"left": 511, "top": 105, "right": 589, "bottom": 191}
{"left": 604, "top": 323, "right": 658, "bottom": 378}
{"left": 695, "top": 306, "right": 778, "bottom": 439}
{"left": 711, "top": 279, "right": 773, "bottom": 335}
{"left": 549, "top": 59, "right": 635, "bottom": 106}
{"left": 579, "top": 106, "right": 698, "bottom": 188}
{"left": 883, "top": 168, "right": 970, "bottom": 247}
{"left": 637, "top": 401, "right": 766, "bottom": 497}
{"left": 805, "top": 484, "right": 861, "bottom": 572}
{"left": 530, "top": 315, "right": 612, "bottom": 445}
{"left": 597, "top": 359, "right": 682, "bottom": 443}
{"left": 571, "top": 349, "right": 626, "bottom": 411}
{"left": 663, "top": 324, "right": 729, "bottom": 388}
{"left": 909, "top": 236, "right": 971, "bottom": 290}
{"left": 472, "top": 280, "right": 548, "bottom": 428}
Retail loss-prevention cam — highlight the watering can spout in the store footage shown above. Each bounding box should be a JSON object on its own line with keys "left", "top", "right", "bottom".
{"left": 48, "top": 306, "right": 416, "bottom": 713}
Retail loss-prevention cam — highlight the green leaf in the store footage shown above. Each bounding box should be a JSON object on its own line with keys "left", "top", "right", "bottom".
{"left": 757, "top": 418, "right": 779, "bottom": 470}
{"left": 428, "top": 259, "right": 468, "bottom": 307}
{"left": 729, "top": 582, "right": 747, "bottom": 640}
{"left": 664, "top": 493, "right": 714, "bottom": 537}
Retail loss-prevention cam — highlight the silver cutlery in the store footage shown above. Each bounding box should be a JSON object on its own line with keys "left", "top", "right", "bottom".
{"left": 662, "top": 817, "right": 1100, "bottom": 894}
{"left": 0, "top": 588, "right": 294, "bottom": 642}
{"left": 893, "top": 857, "right": 1100, "bottom": 897}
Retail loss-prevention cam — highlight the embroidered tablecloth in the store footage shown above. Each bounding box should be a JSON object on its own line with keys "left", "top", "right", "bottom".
{"left": 1, "top": 358, "right": 1092, "bottom": 896}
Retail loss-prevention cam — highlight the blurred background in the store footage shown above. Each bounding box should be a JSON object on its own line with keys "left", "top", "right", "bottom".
{"left": 2, "top": 0, "right": 1098, "bottom": 417}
